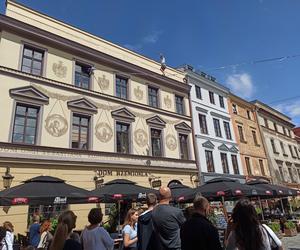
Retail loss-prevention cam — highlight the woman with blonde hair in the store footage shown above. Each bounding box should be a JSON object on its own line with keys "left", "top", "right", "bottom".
{"left": 2, "top": 221, "right": 14, "bottom": 250}
{"left": 122, "top": 208, "right": 138, "bottom": 250}
{"left": 37, "top": 219, "right": 52, "bottom": 249}
{"left": 49, "top": 211, "right": 81, "bottom": 250}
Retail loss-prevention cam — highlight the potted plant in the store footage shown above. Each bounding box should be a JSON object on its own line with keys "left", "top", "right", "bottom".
{"left": 267, "top": 222, "right": 282, "bottom": 239}
{"left": 284, "top": 221, "right": 297, "bottom": 237}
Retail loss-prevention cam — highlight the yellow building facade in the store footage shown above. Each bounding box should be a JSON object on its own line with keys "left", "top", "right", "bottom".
{"left": 0, "top": 1, "right": 197, "bottom": 233}
{"left": 228, "top": 94, "right": 270, "bottom": 179}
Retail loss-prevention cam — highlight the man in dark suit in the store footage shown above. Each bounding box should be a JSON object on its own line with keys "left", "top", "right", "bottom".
{"left": 180, "top": 195, "right": 222, "bottom": 250}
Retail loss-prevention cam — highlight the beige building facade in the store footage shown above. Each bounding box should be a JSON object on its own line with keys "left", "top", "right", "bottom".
{"left": 0, "top": 1, "right": 198, "bottom": 233}
{"left": 228, "top": 94, "right": 270, "bottom": 180}
{"left": 253, "top": 100, "right": 300, "bottom": 188}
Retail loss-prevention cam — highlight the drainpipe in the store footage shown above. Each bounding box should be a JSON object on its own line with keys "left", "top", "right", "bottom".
{"left": 253, "top": 106, "right": 274, "bottom": 184}
{"left": 187, "top": 77, "right": 203, "bottom": 186}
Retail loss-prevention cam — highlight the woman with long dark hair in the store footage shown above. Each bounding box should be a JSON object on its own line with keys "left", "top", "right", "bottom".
{"left": 226, "top": 199, "right": 283, "bottom": 250}
{"left": 122, "top": 208, "right": 138, "bottom": 250}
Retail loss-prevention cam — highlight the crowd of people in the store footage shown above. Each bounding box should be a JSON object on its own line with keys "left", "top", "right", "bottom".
{"left": 0, "top": 186, "right": 285, "bottom": 250}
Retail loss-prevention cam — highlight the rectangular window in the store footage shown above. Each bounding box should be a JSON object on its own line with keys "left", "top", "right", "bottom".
{"left": 288, "top": 167, "right": 295, "bottom": 183}
{"left": 231, "top": 155, "right": 240, "bottom": 175}
{"left": 219, "top": 96, "right": 225, "bottom": 108}
{"left": 179, "top": 134, "right": 189, "bottom": 160}
{"left": 252, "top": 130, "right": 258, "bottom": 145}
{"left": 271, "top": 139, "right": 278, "bottom": 154}
{"left": 195, "top": 86, "right": 202, "bottom": 99}
{"left": 116, "top": 122, "right": 130, "bottom": 154}
{"left": 259, "top": 159, "right": 265, "bottom": 176}
{"left": 247, "top": 110, "right": 251, "bottom": 120}
{"left": 297, "top": 168, "right": 300, "bottom": 181}
{"left": 288, "top": 130, "right": 291, "bottom": 137}
{"left": 175, "top": 95, "right": 184, "bottom": 115}
{"left": 224, "top": 121, "right": 232, "bottom": 140}
{"left": 12, "top": 104, "right": 39, "bottom": 145}
{"left": 148, "top": 86, "right": 159, "bottom": 108}
{"left": 294, "top": 146, "right": 299, "bottom": 159}
{"left": 72, "top": 114, "right": 89, "bottom": 150}
{"left": 74, "top": 62, "right": 91, "bottom": 89}
{"left": 199, "top": 114, "right": 208, "bottom": 134}
{"left": 245, "top": 157, "right": 252, "bottom": 175}
{"left": 273, "top": 122, "right": 278, "bottom": 132}
{"left": 151, "top": 128, "right": 162, "bottom": 157}
{"left": 280, "top": 142, "right": 286, "bottom": 155}
{"left": 289, "top": 145, "right": 296, "bottom": 158}
{"left": 283, "top": 127, "right": 287, "bottom": 136}
{"left": 116, "top": 76, "right": 128, "bottom": 99}
{"left": 264, "top": 118, "right": 269, "bottom": 128}
{"left": 238, "top": 125, "right": 245, "bottom": 142}
{"left": 278, "top": 165, "right": 284, "bottom": 181}
{"left": 213, "top": 118, "right": 222, "bottom": 137}
{"left": 221, "top": 153, "right": 229, "bottom": 174}
{"left": 209, "top": 91, "right": 215, "bottom": 104}
{"left": 21, "top": 45, "right": 44, "bottom": 76}
{"left": 205, "top": 150, "right": 215, "bottom": 172}
{"left": 232, "top": 104, "right": 238, "bottom": 114}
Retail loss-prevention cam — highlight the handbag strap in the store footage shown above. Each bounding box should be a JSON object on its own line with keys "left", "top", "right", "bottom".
{"left": 262, "top": 224, "right": 277, "bottom": 247}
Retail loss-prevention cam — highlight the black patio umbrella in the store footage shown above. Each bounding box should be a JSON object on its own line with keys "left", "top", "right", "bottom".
{"left": 246, "top": 179, "right": 299, "bottom": 197}
{"left": 189, "top": 177, "right": 272, "bottom": 201}
{"left": 168, "top": 182, "right": 193, "bottom": 202}
{"left": 90, "top": 179, "right": 158, "bottom": 203}
{"left": 0, "top": 176, "right": 93, "bottom": 206}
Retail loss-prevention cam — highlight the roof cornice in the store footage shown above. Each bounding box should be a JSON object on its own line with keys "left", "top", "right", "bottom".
{"left": 0, "top": 14, "right": 190, "bottom": 93}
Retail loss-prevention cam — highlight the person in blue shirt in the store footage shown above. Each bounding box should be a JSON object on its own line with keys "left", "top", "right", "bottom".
{"left": 29, "top": 215, "right": 40, "bottom": 247}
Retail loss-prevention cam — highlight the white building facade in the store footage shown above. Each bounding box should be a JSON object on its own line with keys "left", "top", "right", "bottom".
{"left": 181, "top": 66, "right": 244, "bottom": 183}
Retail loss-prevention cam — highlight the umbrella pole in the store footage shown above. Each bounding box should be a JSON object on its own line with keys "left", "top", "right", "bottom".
{"left": 221, "top": 196, "right": 228, "bottom": 221}
{"left": 258, "top": 196, "right": 264, "bottom": 221}
{"left": 280, "top": 199, "right": 284, "bottom": 214}
{"left": 118, "top": 200, "right": 121, "bottom": 236}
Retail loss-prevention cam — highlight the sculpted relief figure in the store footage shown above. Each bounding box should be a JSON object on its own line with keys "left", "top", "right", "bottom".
{"left": 98, "top": 75, "right": 110, "bottom": 90}
{"left": 134, "top": 86, "right": 143, "bottom": 100}
{"left": 45, "top": 114, "right": 68, "bottom": 137}
{"left": 134, "top": 129, "right": 148, "bottom": 147}
{"left": 164, "top": 95, "right": 172, "bottom": 109}
{"left": 166, "top": 134, "right": 177, "bottom": 151}
{"left": 95, "top": 122, "right": 113, "bottom": 142}
{"left": 52, "top": 61, "right": 67, "bottom": 78}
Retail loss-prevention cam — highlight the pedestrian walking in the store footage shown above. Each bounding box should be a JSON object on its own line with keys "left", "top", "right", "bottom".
{"left": 122, "top": 208, "right": 138, "bottom": 250}
{"left": 137, "top": 193, "right": 158, "bottom": 250}
{"left": 226, "top": 198, "right": 283, "bottom": 250}
{"left": 152, "top": 186, "right": 186, "bottom": 250}
{"left": 37, "top": 219, "right": 53, "bottom": 249}
{"left": 2, "top": 221, "right": 14, "bottom": 250}
{"left": 49, "top": 210, "right": 82, "bottom": 250}
{"left": 29, "top": 215, "right": 40, "bottom": 248}
{"left": 180, "top": 195, "right": 222, "bottom": 250}
{"left": 80, "top": 208, "right": 114, "bottom": 250}
{"left": 0, "top": 226, "right": 7, "bottom": 250}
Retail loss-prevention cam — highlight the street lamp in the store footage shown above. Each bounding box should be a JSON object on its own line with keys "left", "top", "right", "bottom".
{"left": 2, "top": 167, "right": 14, "bottom": 189}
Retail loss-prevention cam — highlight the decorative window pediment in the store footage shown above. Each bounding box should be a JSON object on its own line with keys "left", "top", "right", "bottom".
{"left": 229, "top": 146, "right": 239, "bottom": 153}
{"left": 218, "top": 143, "right": 230, "bottom": 151}
{"left": 175, "top": 122, "right": 192, "bottom": 133}
{"left": 202, "top": 140, "right": 215, "bottom": 149}
{"left": 111, "top": 107, "right": 135, "bottom": 122}
{"left": 67, "top": 98, "right": 98, "bottom": 114}
{"left": 146, "top": 115, "right": 166, "bottom": 128}
{"left": 9, "top": 86, "right": 49, "bottom": 105}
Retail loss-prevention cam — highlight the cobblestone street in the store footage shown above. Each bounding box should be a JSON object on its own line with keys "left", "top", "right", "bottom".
{"left": 281, "top": 234, "right": 300, "bottom": 249}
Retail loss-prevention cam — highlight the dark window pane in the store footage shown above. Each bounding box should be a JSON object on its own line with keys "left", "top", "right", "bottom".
{"left": 72, "top": 115, "right": 90, "bottom": 150}
{"left": 32, "top": 69, "right": 41, "bottom": 76}
{"left": 23, "top": 58, "right": 32, "bottom": 67}
{"left": 16, "top": 106, "right": 26, "bottom": 115}
{"left": 25, "top": 135, "right": 35, "bottom": 144}
{"left": 13, "top": 134, "right": 23, "bottom": 142}
{"left": 21, "top": 46, "right": 44, "bottom": 76}
{"left": 21, "top": 66, "right": 31, "bottom": 73}
{"left": 24, "top": 48, "right": 33, "bottom": 57}
{"left": 15, "top": 116, "right": 25, "bottom": 126}
{"left": 179, "top": 134, "right": 189, "bottom": 160}
{"left": 33, "top": 51, "right": 43, "bottom": 60}
{"left": 175, "top": 95, "right": 184, "bottom": 115}
{"left": 32, "top": 61, "right": 42, "bottom": 70}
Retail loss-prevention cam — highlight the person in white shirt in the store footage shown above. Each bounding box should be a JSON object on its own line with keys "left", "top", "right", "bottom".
{"left": 37, "top": 219, "right": 53, "bottom": 249}
{"left": 226, "top": 199, "right": 283, "bottom": 250}
{"left": 80, "top": 208, "right": 114, "bottom": 250}
{"left": 2, "top": 221, "right": 14, "bottom": 250}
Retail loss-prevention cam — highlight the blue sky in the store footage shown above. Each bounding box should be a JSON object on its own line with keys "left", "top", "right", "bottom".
{"left": 1, "top": 0, "right": 300, "bottom": 125}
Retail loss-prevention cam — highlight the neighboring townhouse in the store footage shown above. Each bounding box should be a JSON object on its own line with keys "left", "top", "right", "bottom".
{"left": 293, "top": 127, "right": 300, "bottom": 180}
{"left": 179, "top": 65, "right": 244, "bottom": 183}
{"left": 253, "top": 100, "right": 300, "bottom": 189}
{"left": 228, "top": 94, "right": 270, "bottom": 180}
{"left": 0, "top": 1, "right": 198, "bottom": 232}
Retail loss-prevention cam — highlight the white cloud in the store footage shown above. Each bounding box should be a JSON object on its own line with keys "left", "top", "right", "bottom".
{"left": 274, "top": 100, "right": 300, "bottom": 120}
{"left": 226, "top": 72, "right": 255, "bottom": 99}
{"left": 124, "top": 30, "right": 163, "bottom": 52}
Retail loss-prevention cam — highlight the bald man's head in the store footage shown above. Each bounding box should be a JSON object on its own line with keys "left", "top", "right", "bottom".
{"left": 159, "top": 186, "right": 172, "bottom": 201}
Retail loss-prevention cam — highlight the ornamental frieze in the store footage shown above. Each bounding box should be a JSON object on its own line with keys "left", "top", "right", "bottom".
{"left": 45, "top": 114, "right": 68, "bottom": 137}
{"left": 52, "top": 61, "right": 67, "bottom": 78}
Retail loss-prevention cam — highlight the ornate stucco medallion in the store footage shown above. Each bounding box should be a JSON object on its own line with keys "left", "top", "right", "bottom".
{"left": 45, "top": 114, "right": 68, "bottom": 137}
{"left": 164, "top": 95, "right": 172, "bottom": 109}
{"left": 134, "top": 86, "right": 143, "bottom": 100}
{"left": 98, "top": 75, "right": 110, "bottom": 90}
{"left": 95, "top": 122, "right": 113, "bottom": 142}
{"left": 52, "top": 61, "right": 67, "bottom": 78}
{"left": 134, "top": 129, "right": 148, "bottom": 147}
{"left": 166, "top": 134, "right": 177, "bottom": 151}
